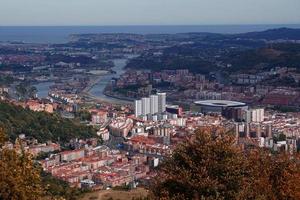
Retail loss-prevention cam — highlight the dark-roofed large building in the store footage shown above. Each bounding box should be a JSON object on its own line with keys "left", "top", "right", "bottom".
{"left": 193, "top": 100, "right": 248, "bottom": 114}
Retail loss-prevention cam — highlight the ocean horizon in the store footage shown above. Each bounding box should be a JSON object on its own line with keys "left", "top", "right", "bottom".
{"left": 0, "top": 24, "right": 300, "bottom": 44}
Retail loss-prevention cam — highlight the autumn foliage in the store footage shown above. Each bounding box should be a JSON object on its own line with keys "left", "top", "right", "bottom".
{"left": 151, "top": 128, "right": 300, "bottom": 200}
{"left": 0, "top": 128, "right": 43, "bottom": 200}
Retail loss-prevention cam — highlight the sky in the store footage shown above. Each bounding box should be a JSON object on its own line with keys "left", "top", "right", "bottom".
{"left": 0, "top": 0, "right": 299, "bottom": 26}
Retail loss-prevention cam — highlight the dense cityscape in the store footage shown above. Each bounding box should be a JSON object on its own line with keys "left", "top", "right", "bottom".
{"left": 0, "top": 26, "right": 300, "bottom": 199}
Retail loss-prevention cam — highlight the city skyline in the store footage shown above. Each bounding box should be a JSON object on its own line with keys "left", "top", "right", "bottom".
{"left": 0, "top": 0, "right": 299, "bottom": 26}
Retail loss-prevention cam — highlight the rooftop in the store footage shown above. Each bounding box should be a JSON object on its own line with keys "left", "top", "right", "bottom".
{"left": 194, "top": 100, "right": 246, "bottom": 107}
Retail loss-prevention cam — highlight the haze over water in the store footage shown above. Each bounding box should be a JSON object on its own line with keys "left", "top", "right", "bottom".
{"left": 1, "top": 24, "right": 300, "bottom": 44}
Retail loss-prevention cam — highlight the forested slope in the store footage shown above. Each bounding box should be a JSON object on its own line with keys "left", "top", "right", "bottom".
{"left": 0, "top": 101, "right": 96, "bottom": 143}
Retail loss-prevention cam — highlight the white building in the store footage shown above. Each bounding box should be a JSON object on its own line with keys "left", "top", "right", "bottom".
{"left": 150, "top": 95, "right": 159, "bottom": 114}
{"left": 134, "top": 100, "right": 142, "bottom": 117}
{"left": 158, "top": 93, "right": 166, "bottom": 113}
{"left": 97, "top": 127, "right": 110, "bottom": 141}
{"left": 109, "top": 117, "right": 134, "bottom": 138}
{"left": 251, "top": 108, "right": 265, "bottom": 122}
{"left": 141, "top": 97, "right": 151, "bottom": 116}
{"left": 134, "top": 93, "right": 167, "bottom": 119}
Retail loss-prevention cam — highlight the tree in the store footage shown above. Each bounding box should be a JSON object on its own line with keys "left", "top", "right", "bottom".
{"left": 151, "top": 128, "right": 300, "bottom": 200}
{"left": 15, "top": 83, "right": 28, "bottom": 100}
{"left": 28, "top": 86, "right": 37, "bottom": 99}
{"left": 238, "top": 150, "right": 300, "bottom": 200}
{"left": 41, "top": 171, "right": 88, "bottom": 200}
{"left": 0, "top": 101, "right": 96, "bottom": 143}
{"left": 0, "top": 129, "right": 43, "bottom": 200}
{"left": 75, "top": 110, "right": 92, "bottom": 121}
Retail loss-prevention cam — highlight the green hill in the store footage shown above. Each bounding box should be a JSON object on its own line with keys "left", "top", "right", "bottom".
{"left": 223, "top": 43, "right": 300, "bottom": 72}
{"left": 0, "top": 101, "right": 96, "bottom": 143}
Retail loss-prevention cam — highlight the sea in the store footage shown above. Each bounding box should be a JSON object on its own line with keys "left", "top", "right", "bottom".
{"left": 1, "top": 24, "right": 300, "bottom": 44}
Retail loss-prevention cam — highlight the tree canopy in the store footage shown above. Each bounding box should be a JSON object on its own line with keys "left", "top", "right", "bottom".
{"left": 0, "top": 129, "right": 87, "bottom": 200}
{"left": 151, "top": 128, "right": 300, "bottom": 200}
{"left": 0, "top": 129, "right": 43, "bottom": 200}
{"left": 0, "top": 101, "right": 96, "bottom": 143}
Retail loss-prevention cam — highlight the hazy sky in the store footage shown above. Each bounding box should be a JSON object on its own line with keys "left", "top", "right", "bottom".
{"left": 0, "top": 0, "right": 299, "bottom": 25}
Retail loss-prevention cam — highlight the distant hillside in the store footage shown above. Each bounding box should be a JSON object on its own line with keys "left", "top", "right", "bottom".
{"left": 126, "top": 28, "right": 300, "bottom": 73}
{"left": 126, "top": 53, "right": 217, "bottom": 74}
{"left": 222, "top": 43, "right": 300, "bottom": 72}
{"left": 234, "top": 28, "right": 300, "bottom": 40}
{"left": 0, "top": 101, "right": 96, "bottom": 143}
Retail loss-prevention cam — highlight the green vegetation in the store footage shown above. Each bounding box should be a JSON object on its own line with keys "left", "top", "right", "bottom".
{"left": 75, "top": 110, "right": 92, "bottom": 121}
{"left": 126, "top": 54, "right": 217, "bottom": 74}
{"left": 41, "top": 171, "right": 89, "bottom": 200}
{"left": 267, "top": 75, "right": 299, "bottom": 87}
{"left": 0, "top": 101, "right": 96, "bottom": 143}
{"left": 235, "top": 28, "right": 300, "bottom": 40}
{"left": 35, "top": 150, "right": 60, "bottom": 160}
{"left": 15, "top": 83, "right": 37, "bottom": 100}
{"left": 0, "top": 64, "right": 32, "bottom": 72}
{"left": 0, "top": 75, "right": 14, "bottom": 85}
{"left": 113, "top": 84, "right": 144, "bottom": 95}
{"left": 223, "top": 43, "right": 300, "bottom": 73}
{"left": 126, "top": 30, "right": 300, "bottom": 77}
{"left": 112, "top": 184, "right": 131, "bottom": 191}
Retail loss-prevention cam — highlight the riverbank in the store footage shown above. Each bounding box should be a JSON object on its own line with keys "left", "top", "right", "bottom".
{"left": 32, "top": 57, "right": 137, "bottom": 104}
{"left": 84, "top": 58, "right": 134, "bottom": 104}
{"left": 82, "top": 90, "right": 132, "bottom": 105}
{"left": 82, "top": 75, "right": 104, "bottom": 93}
{"left": 103, "top": 90, "right": 135, "bottom": 102}
{"left": 33, "top": 81, "right": 55, "bottom": 98}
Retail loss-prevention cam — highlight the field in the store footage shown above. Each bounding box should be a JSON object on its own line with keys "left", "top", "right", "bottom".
{"left": 80, "top": 188, "right": 149, "bottom": 200}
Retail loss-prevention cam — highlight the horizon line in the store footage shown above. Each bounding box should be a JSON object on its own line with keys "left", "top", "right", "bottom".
{"left": 1, "top": 23, "right": 300, "bottom": 27}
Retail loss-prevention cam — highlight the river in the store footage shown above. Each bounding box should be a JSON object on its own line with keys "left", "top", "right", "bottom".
{"left": 34, "top": 57, "right": 134, "bottom": 104}
{"left": 89, "top": 58, "right": 133, "bottom": 104}
{"left": 34, "top": 81, "right": 55, "bottom": 99}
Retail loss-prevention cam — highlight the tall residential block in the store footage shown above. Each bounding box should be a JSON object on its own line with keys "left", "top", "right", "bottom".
{"left": 134, "top": 100, "right": 142, "bottom": 117}
{"left": 150, "top": 95, "right": 159, "bottom": 114}
{"left": 251, "top": 108, "right": 264, "bottom": 122}
{"left": 157, "top": 93, "right": 166, "bottom": 113}
{"left": 141, "top": 97, "right": 151, "bottom": 116}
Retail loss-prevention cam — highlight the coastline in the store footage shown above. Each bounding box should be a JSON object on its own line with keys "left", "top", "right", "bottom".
{"left": 2, "top": 25, "right": 300, "bottom": 44}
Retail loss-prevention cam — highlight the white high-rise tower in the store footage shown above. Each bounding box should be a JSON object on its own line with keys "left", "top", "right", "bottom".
{"left": 150, "top": 95, "right": 159, "bottom": 114}
{"left": 157, "top": 93, "right": 166, "bottom": 113}
{"left": 251, "top": 108, "right": 264, "bottom": 122}
{"left": 134, "top": 100, "right": 142, "bottom": 117}
{"left": 141, "top": 97, "right": 150, "bottom": 115}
